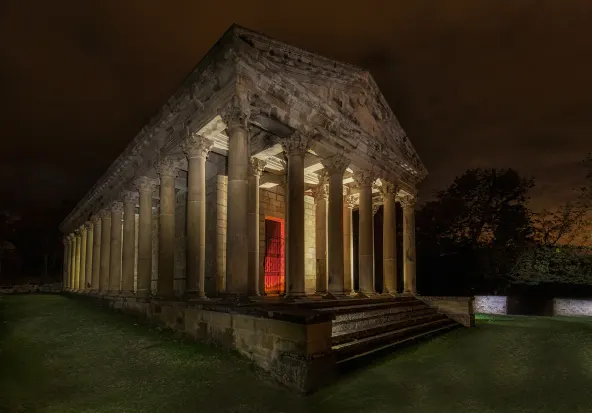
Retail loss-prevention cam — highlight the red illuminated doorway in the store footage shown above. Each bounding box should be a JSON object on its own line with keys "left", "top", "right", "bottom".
{"left": 264, "top": 217, "right": 285, "bottom": 295}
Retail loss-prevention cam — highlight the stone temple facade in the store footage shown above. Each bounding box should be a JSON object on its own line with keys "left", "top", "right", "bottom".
{"left": 59, "top": 25, "right": 473, "bottom": 392}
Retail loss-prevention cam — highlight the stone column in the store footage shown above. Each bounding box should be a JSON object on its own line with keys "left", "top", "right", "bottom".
{"left": 356, "top": 173, "right": 375, "bottom": 296}
{"left": 343, "top": 194, "right": 355, "bottom": 294}
{"left": 62, "top": 237, "right": 68, "bottom": 290}
{"left": 63, "top": 235, "right": 72, "bottom": 291}
{"left": 99, "top": 208, "right": 112, "bottom": 294}
{"left": 108, "top": 202, "right": 123, "bottom": 295}
{"left": 85, "top": 221, "right": 93, "bottom": 292}
{"left": 182, "top": 132, "right": 214, "bottom": 299}
{"left": 79, "top": 225, "right": 88, "bottom": 292}
{"left": 74, "top": 230, "right": 81, "bottom": 292}
{"left": 69, "top": 234, "right": 76, "bottom": 290}
{"left": 325, "top": 159, "right": 349, "bottom": 297}
{"left": 91, "top": 215, "right": 102, "bottom": 292}
{"left": 382, "top": 182, "right": 398, "bottom": 294}
{"left": 135, "top": 177, "right": 157, "bottom": 298}
{"left": 121, "top": 191, "right": 138, "bottom": 295}
{"left": 156, "top": 156, "right": 179, "bottom": 298}
{"left": 221, "top": 102, "right": 250, "bottom": 296}
{"left": 248, "top": 158, "right": 266, "bottom": 296}
{"left": 313, "top": 172, "right": 328, "bottom": 295}
{"left": 282, "top": 132, "right": 309, "bottom": 297}
{"left": 402, "top": 197, "right": 417, "bottom": 294}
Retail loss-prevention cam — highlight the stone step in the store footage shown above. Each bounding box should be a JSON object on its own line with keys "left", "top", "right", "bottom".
{"left": 332, "top": 317, "right": 458, "bottom": 362}
{"left": 332, "top": 307, "right": 438, "bottom": 334}
{"left": 332, "top": 312, "right": 446, "bottom": 345}
{"left": 297, "top": 295, "right": 416, "bottom": 310}
{"left": 317, "top": 299, "right": 426, "bottom": 316}
{"left": 331, "top": 301, "right": 430, "bottom": 323}
{"left": 335, "top": 321, "right": 459, "bottom": 364}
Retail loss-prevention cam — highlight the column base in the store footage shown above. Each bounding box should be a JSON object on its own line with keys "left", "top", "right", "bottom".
{"left": 185, "top": 290, "right": 208, "bottom": 301}
{"left": 322, "top": 292, "right": 345, "bottom": 300}
{"left": 218, "top": 293, "right": 253, "bottom": 306}
{"left": 282, "top": 295, "right": 311, "bottom": 304}
{"left": 355, "top": 291, "right": 377, "bottom": 299}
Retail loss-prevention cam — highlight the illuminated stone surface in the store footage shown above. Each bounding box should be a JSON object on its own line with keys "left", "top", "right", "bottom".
{"left": 57, "top": 25, "right": 444, "bottom": 392}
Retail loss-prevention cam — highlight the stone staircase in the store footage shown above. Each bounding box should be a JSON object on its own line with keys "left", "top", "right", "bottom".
{"left": 310, "top": 296, "right": 459, "bottom": 363}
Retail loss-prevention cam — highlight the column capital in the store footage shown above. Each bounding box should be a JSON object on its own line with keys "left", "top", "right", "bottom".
{"left": 379, "top": 181, "right": 398, "bottom": 196}
{"left": 353, "top": 171, "right": 376, "bottom": 188}
{"left": 400, "top": 196, "right": 417, "bottom": 209}
{"left": 80, "top": 225, "right": 88, "bottom": 235}
{"left": 281, "top": 130, "right": 313, "bottom": 156}
{"left": 372, "top": 204, "right": 381, "bottom": 216}
{"left": 122, "top": 190, "right": 139, "bottom": 204}
{"left": 84, "top": 221, "right": 93, "bottom": 230}
{"left": 63, "top": 237, "right": 69, "bottom": 245}
{"left": 313, "top": 184, "right": 328, "bottom": 203}
{"left": 134, "top": 176, "right": 159, "bottom": 193}
{"left": 91, "top": 214, "right": 101, "bottom": 224}
{"left": 248, "top": 157, "right": 267, "bottom": 177}
{"left": 312, "top": 170, "right": 328, "bottom": 202}
{"left": 155, "top": 156, "right": 180, "bottom": 178}
{"left": 110, "top": 201, "right": 124, "bottom": 214}
{"left": 74, "top": 229, "right": 81, "bottom": 237}
{"left": 99, "top": 208, "right": 111, "bottom": 219}
{"left": 322, "top": 155, "right": 349, "bottom": 175}
{"left": 344, "top": 194, "right": 357, "bottom": 209}
{"left": 181, "top": 129, "right": 214, "bottom": 159}
{"left": 219, "top": 93, "right": 251, "bottom": 130}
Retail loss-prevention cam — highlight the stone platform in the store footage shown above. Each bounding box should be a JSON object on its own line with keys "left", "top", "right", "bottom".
{"left": 76, "top": 292, "right": 474, "bottom": 393}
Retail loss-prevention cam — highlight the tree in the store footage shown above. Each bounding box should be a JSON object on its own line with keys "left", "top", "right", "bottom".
{"left": 511, "top": 154, "right": 592, "bottom": 287}
{"left": 416, "top": 168, "right": 534, "bottom": 294}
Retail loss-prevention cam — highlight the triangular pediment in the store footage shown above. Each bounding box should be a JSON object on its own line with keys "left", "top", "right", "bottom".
{"left": 231, "top": 25, "right": 427, "bottom": 180}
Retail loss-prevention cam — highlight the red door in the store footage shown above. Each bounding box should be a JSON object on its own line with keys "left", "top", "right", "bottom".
{"left": 264, "top": 217, "right": 285, "bottom": 295}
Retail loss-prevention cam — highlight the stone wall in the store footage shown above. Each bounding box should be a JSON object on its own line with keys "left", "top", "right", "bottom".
{"left": 419, "top": 296, "right": 475, "bottom": 327}
{"left": 475, "top": 295, "right": 592, "bottom": 317}
{"left": 109, "top": 296, "right": 334, "bottom": 393}
{"left": 553, "top": 298, "right": 592, "bottom": 317}
{"left": 474, "top": 296, "right": 507, "bottom": 315}
{"left": 0, "top": 283, "right": 63, "bottom": 294}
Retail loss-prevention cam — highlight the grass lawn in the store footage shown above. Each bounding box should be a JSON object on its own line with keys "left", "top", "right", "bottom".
{"left": 1, "top": 295, "right": 592, "bottom": 413}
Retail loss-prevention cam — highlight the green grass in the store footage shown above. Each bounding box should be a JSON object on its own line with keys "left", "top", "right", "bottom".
{"left": 2, "top": 296, "right": 592, "bottom": 413}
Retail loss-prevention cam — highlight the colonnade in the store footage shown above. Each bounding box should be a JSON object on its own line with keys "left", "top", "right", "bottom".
{"left": 62, "top": 118, "right": 417, "bottom": 299}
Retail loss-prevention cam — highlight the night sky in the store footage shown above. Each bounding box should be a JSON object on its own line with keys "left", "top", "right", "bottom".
{"left": 1, "top": 0, "right": 591, "bottom": 232}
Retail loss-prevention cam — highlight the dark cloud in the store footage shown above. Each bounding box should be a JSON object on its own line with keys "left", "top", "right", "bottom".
{"left": 0, "top": 0, "right": 591, "bottom": 231}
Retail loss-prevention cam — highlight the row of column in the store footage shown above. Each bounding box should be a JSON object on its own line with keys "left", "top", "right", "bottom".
{"left": 310, "top": 170, "right": 416, "bottom": 297}
{"left": 62, "top": 117, "right": 416, "bottom": 298}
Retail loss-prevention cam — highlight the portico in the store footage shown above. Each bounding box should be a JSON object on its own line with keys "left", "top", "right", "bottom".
{"left": 60, "top": 26, "right": 425, "bottom": 301}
